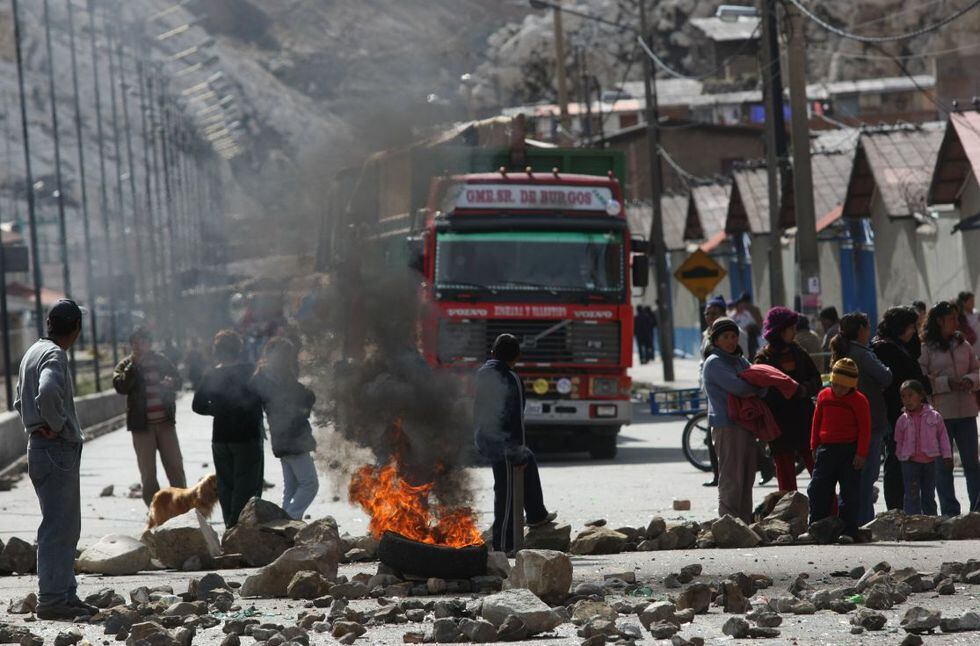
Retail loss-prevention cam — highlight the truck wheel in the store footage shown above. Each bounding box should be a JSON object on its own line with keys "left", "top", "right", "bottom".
{"left": 589, "top": 428, "right": 619, "bottom": 460}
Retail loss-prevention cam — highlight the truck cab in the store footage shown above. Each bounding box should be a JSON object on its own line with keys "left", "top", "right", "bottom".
{"left": 413, "top": 169, "right": 648, "bottom": 458}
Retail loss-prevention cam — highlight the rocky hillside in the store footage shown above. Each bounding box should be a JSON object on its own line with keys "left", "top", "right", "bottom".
{"left": 0, "top": 0, "right": 974, "bottom": 269}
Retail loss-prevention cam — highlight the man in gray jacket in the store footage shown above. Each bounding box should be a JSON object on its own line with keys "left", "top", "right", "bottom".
{"left": 15, "top": 299, "right": 96, "bottom": 621}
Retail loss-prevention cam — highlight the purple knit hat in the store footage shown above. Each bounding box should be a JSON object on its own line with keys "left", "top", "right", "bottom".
{"left": 762, "top": 306, "right": 799, "bottom": 342}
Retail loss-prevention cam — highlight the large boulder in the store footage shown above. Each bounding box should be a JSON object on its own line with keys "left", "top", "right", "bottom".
{"left": 240, "top": 544, "right": 340, "bottom": 598}
{"left": 294, "top": 517, "right": 341, "bottom": 548}
{"left": 0, "top": 537, "right": 37, "bottom": 574}
{"left": 938, "top": 513, "right": 980, "bottom": 540}
{"left": 236, "top": 498, "right": 292, "bottom": 526}
{"left": 569, "top": 526, "right": 628, "bottom": 555}
{"left": 507, "top": 550, "right": 572, "bottom": 604}
{"left": 862, "top": 509, "right": 904, "bottom": 542}
{"left": 221, "top": 500, "right": 307, "bottom": 567}
{"left": 710, "top": 516, "right": 761, "bottom": 549}
{"left": 77, "top": 535, "right": 150, "bottom": 576}
{"left": 480, "top": 589, "right": 563, "bottom": 635}
{"left": 767, "top": 492, "right": 809, "bottom": 537}
{"left": 523, "top": 523, "right": 572, "bottom": 552}
{"left": 142, "top": 510, "right": 221, "bottom": 570}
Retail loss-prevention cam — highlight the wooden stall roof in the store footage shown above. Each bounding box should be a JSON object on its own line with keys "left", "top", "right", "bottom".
{"left": 687, "top": 182, "right": 731, "bottom": 241}
{"left": 726, "top": 165, "right": 773, "bottom": 234}
{"left": 928, "top": 111, "right": 980, "bottom": 206}
{"left": 627, "top": 194, "right": 690, "bottom": 251}
{"left": 842, "top": 123, "right": 945, "bottom": 219}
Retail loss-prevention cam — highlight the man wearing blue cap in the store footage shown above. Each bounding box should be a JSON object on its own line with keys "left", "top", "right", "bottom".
{"left": 15, "top": 299, "right": 96, "bottom": 620}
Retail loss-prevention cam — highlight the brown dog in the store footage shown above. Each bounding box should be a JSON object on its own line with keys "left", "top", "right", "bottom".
{"left": 147, "top": 474, "right": 219, "bottom": 529}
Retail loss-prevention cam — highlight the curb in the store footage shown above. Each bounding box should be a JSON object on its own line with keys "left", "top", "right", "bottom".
{"left": 0, "top": 414, "right": 127, "bottom": 480}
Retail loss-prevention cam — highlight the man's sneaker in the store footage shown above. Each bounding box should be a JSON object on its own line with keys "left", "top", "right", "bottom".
{"left": 528, "top": 511, "right": 558, "bottom": 528}
{"left": 36, "top": 603, "right": 91, "bottom": 621}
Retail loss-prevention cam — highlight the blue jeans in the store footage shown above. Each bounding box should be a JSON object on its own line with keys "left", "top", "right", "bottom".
{"left": 857, "top": 432, "right": 884, "bottom": 526}
{"left": 901, "top": 460, "right": 938, "bottom": 515}
{"left": 27, "top": 436, "right": 82, "bottom": 608}
{"left": 935, "top": 417, "right": 980, "bottom": 516}
{"left": 280, "top": 452, "right": 319, "bottom": 520}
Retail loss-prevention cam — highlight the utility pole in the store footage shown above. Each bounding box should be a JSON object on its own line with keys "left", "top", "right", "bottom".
{"left": 12, "top": 0, "right": 45, "bottom": 337}
{"left": 552, "top": 0, "right": 571, "bottom": 138}
{"left": 785, "top": 2, "right": 820, "bottom": 310}
{"left": 67, "top": 0, "right": 101, "bottom": 392}
{"left": 42, "top": 0, "right": 75, "bottom": 380}
{"left": 0, "top": 95, "right": 13, "bottom": 409}
{"left": 638, "top": 0, "right": 674, "bottom": 381}
{"left": 87, "top": 0, "right": 119, "bottom": 365}
{"left": 105, "top": 19, "right": 137, "bottom": 309}
{"left": 758, "top": 0, "right": 788, "bottom": 307}
{"left": 137, "top": 62, "right": 163, "bottom": 319}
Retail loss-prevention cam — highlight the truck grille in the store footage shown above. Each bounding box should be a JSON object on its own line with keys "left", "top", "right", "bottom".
{"left": 437, "top": 319, "right": 620, "bottom": 364}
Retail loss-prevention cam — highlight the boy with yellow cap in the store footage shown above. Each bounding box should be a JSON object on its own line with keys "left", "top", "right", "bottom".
{"left": 807, "top": 358, "right": 872, "bottom": 540}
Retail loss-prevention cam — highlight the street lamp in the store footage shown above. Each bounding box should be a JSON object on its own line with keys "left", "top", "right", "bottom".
{"left": 527, "top": 0, "right": 676, "bottom": 380}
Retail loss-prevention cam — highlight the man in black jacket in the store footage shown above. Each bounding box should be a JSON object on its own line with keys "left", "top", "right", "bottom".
{"left": 474, "top": 334, "right": 556, "bottom": 552}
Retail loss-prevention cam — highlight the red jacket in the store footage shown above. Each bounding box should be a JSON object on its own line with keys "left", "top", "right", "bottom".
{"left": 810, "top": 387, "right": 871, "bottom": 457}
{"left": 738, "top": 363, "right": 800, "bottom": 399}
{"left": 728, "top": 395, "right": 781, "bottom": 442}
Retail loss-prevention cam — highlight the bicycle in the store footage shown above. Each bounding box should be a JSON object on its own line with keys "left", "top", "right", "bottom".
{"left": 647, "top": 389, "right": 713, "bottom": 472}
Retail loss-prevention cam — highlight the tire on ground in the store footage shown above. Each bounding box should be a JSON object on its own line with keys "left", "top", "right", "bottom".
{"left": 377, "top": 531, "right": 488, "bottom": 580}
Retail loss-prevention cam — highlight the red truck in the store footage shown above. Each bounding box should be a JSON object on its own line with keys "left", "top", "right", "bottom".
{"left": 409, "top": 169, "right": 649, "bottom": 459}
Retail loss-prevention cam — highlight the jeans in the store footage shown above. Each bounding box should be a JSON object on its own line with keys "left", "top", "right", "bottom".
{"left": 882, "top": 434, "right": 905, "bottom": 510}
{"left": 131, "top": 422, "right": 187, "bottom": 506}
{"left": 27, "top": 436, "right": 82, "bottom": 608}
{"left": 212, "top": 441, "right": 265, "bottom": 528}
{"left": 491, "top": 452, "right": 548, "bottom": 552}
{"left": 280, "top": 452, "right": 319, "bottom": 520}
{"left": 901, "top": 460, "right": 938, "bottom": 515}
{"left": 714, "top": 425, "right": 757, "bottom": 524}
{"left": 935, "top": 417, "right": 980, "bottom": 516}
{"left": 857, "top": 432, "right": 884, "bottom": 526}
{"left": 808, "top": 443, "right": 861, "bottom": 537}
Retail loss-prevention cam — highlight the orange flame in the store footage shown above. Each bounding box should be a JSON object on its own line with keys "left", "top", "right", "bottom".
{"left": 348, "top": 460, "right": 483, "bottom": 548}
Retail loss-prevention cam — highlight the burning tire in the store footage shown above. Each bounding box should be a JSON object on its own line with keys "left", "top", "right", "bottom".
{"left": 378, "top": 531, "right": 488, "bottom": 580}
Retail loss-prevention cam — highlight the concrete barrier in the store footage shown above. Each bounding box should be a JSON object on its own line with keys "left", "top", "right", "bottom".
{"left": 0, "top": 390, "right": 126, "bottom": 474}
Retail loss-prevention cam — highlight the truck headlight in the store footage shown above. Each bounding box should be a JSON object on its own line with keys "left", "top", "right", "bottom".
{"left": 556, "top": 378, "right": 573, "bottom": 395}
{"left": 591, "top": 377, "right": 618, "bottom": 396}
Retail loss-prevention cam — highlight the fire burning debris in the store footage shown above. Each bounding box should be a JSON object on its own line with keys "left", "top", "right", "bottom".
{"left": 348, "top": 458, "right": 483, "bottom": 548}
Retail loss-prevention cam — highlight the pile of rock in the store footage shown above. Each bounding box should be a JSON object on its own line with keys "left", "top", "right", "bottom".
{"left": 0, "top": 537, "right": 37, "bottom": 575}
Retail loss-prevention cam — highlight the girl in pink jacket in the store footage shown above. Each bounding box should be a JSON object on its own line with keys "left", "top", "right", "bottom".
{"left": 895, "top": 380, "right": 953, "bottom": 515}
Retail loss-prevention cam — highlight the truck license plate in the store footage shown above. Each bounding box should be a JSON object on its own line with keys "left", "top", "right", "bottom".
{"left": 525, "top": 402, "right": 544, "bottom": 416}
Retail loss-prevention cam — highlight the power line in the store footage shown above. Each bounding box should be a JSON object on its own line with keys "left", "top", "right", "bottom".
{"left": 635, "top": 23, "right": 762, "bottom": 82}
{"left": 808, "top": 40, "right": 980, "bottom": 61}
{"left": 657, "top": 145, "right": 714, "bottom": 185}
{"left": 784, "top": 0, "right": 980, "bottom": 44}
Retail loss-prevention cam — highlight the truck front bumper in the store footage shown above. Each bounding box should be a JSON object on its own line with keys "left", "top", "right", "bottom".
{"left": 524, "top": 399, "right": 632, "bottom": 426}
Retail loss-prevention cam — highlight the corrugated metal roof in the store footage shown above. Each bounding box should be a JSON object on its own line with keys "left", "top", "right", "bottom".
{"left": 843, "top": 122, "right": 945, "bottom": 218}
{"left": 627, "top": 194, "right": 690, "bottom": 251}
{"left": 727, "top": 165, "right": 774, "bottom": 234}
{"left": 618, "top": 79, "right": 706, "bottom": 106}
{"left": 690, "top": 16, "right": 760, "bottom": 42}
{"left": 688, "top": 182, "right": 731, "bottom": 240}
{"left": 928, "top": 111, "right": 980, "bottom": 205}
{"left": 807, "top": 75, "right": 934, "bottom": 100}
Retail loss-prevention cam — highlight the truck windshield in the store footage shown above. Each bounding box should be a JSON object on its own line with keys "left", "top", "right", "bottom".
{"left": 435, "top": 230, "right": 624, "bottom": 298}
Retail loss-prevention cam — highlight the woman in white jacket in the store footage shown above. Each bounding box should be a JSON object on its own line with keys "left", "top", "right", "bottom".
{"left": 919, "top": 301, "right": 980, "bottom": 515}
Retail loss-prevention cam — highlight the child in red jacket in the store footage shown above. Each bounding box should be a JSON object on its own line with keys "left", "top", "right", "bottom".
{"left": 807, "top": 358, "right": 871, "bottom": 540}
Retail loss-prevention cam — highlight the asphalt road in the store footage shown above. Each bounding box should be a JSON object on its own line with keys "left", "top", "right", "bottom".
{"left": 2, "top": 355, "right": 979, "bottom": 644}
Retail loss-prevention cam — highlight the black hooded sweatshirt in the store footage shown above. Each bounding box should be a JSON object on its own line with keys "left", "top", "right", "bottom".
{"left": 192, "top": 363, "right": 264, "bottom": 443}
{"left": 473, "top": 359, "right": 526, "bottom": 462}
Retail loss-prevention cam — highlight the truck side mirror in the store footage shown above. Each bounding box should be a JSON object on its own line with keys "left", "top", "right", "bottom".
{"left": 407, "top": 236, "right": 424, "bottom": 273}
{"left": 632, "top": 255, "right": 649, "bottom": 288}
{"left": 630, "top": 235, "right": 648, "bottom": 254}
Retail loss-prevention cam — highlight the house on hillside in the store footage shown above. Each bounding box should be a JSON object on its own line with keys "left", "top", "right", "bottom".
{"left": 842, "top": 123, "right": 948, "bottom": 317}
{"left": 927, "top": 110, "right": 980, "bottom": 292}
{"left": 688, "top": 15, "right": 760, "bottom": 82}
{"left": 601, "top": 119, "right": 764, "bottom": 196}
